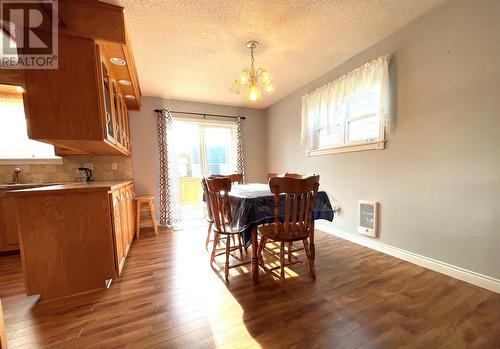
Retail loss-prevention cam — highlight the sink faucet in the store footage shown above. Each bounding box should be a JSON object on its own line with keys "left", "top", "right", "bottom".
{"left": 12, "top": 167, "right": 21, "bottom": 184}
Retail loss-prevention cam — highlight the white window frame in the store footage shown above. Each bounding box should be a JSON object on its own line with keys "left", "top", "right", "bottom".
{"left": 308, "top": 109, "right": 386, "bottom": 157}
{"left": 302, "top": 56, "right": 390, "bottom": 156}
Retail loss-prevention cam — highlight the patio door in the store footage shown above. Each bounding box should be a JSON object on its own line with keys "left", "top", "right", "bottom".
{"left": 171, "top": 120, "right": 237, "bottom": 223}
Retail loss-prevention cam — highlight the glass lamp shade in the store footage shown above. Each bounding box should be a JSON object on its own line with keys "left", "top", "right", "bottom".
{"left": 239, "top": 70, "right": 249, "bottom": 85}
{"left": 247, "top": 84, "right": 261, "bottom": 101}
{"left": 261, "top": 69, "right": 271, "bottom": 84}
{"left": 230, "top": 79, "right": 241, "bottom": 94}
{"left": 263, "top": 81, "right": 274, "bottom": 93}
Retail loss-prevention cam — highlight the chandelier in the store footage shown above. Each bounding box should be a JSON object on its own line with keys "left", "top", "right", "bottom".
{"left": 230, "top": 40, "right": 273, "bottom": 101}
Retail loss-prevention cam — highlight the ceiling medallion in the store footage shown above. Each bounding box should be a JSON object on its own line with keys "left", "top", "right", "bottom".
{"left": 230, "top": 40, "right": 273, "bottom": 102}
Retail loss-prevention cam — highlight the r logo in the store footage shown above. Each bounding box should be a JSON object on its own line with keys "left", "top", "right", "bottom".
{"left": 0, "top": 0, "right": 58, "bottom": 69}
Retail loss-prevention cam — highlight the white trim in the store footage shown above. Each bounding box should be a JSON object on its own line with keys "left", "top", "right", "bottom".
{"left": 0, "top": 158, "right": 63, "bottom": 165}
{"left": 315, "top": 221, "right": 500, "bottom": 294}
{"left": 308, "top": 140, "right": 385, "bottom": 157}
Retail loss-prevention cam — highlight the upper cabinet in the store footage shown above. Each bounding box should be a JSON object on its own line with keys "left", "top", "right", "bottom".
{"left": 20, "top": 0, "right": 141, "bottom": 157}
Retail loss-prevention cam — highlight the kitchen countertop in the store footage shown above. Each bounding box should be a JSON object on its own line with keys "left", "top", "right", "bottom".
{"left": 0, "top": 182, "right": 61, "bottom": 191}
{"left": 6, "top": 180, "right": 133, "bottom": 196}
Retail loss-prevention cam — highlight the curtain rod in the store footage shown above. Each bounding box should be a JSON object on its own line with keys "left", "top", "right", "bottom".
{"left": 154, "top": 109, "right": 246, "bottom": 120}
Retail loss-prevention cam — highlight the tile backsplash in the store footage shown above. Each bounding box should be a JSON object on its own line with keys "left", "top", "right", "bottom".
{"left": 0, "top": 156, "right": 133, "bottom": 184}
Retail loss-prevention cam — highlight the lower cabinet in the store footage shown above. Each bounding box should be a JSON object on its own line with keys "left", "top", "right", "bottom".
{"left": 0, "top": 299, "right": 7, "bottom": 349}
{"left": 110, "top": 184, "right": 135, "bottom": 275}
{"left": 0, "top": 193, "right": 20, "bottom": 252}
{"left": 9, "top": 181, "right": 134, "bottom": 300}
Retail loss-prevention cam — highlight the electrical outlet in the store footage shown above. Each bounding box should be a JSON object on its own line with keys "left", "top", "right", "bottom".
{"left": 112, "top": 163, "right": 118, "bottom": 170}
{"left": 84, "top": 163, "right": 93, "bottom": 170}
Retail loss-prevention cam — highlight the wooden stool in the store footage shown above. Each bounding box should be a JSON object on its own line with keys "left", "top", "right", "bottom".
{"left": 135, "top": 195, "right": 158, "bottom": 238}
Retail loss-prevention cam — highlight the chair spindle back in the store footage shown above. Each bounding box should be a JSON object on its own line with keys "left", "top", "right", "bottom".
{"left": 201, "top": 178, "right": 214, "bottom": 222}
{"left": 268, "top": 175, "right": 320, "bottom": 238}
{"left": 205, "top": 177, "right": 233, "bottom": 233}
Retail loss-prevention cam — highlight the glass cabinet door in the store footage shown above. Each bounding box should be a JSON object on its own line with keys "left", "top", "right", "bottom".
{"left": 101, "top": 61, "right": 116, "bottom": 144}
{"left": 120, "top": 95, "right": 130, "bottom": 151}
{"left": 111, "top": 80, "right": 124, "bottom": 148}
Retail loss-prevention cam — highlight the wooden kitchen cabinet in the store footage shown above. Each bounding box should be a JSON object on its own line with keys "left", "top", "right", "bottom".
{"left": 22, "top": 34, "right": 139, "bottom": 157}
{"left": 111, "top": 190, "right": 126, "bottom": 274}
{"left": 9, "top": 181, "right": 135, "bottom": 300}
{"left": 110, "top": 184, "right": 135, "bottom": 275}
{"left": 0, "top": 193, "right": 19, "bottom": 252}
{"left": 0, "top": 299, "right": 7, "bottom": 349}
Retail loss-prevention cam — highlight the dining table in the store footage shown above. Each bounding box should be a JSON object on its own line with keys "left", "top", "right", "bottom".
{"left": 227, "top": 183, "right": 335, "bottom": 283}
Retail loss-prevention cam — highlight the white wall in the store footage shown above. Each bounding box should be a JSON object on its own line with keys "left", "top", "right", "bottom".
{"left": 265, "top": 0, "right": 500, "bottom": 278}
{"left": 129, "top": 97, "right": 267, "bottom": 216}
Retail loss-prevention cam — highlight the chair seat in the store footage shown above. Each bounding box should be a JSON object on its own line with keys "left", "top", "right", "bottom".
{"left": 258, "top": 223, "right": 309, "bottom": 242}
{"left": 213, "top": 227, "right": 243, "bottom": 236}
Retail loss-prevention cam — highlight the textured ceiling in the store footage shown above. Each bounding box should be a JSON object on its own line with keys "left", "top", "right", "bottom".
{"left": 105, "top": 0, "right": 445, "bottom": 108}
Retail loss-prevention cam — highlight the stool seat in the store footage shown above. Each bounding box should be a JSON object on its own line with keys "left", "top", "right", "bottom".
{"left": 134, "top": 195, "right": 158, "bottom": 238}
{"left": 136, "top": 195, "right": 154, "bottom": 201}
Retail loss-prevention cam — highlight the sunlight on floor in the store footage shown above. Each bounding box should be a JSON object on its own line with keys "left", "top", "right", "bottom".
{"left": 172, "top": 225, "right": 262, "bottom": 348}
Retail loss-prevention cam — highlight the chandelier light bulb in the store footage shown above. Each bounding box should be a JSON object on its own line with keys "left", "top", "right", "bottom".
{"left": 239, "top": 70, "right": 249, "bottom": 85}
{"left": 263, "top": 81, "right": 274, "bottom": 93}
{"left": 247, "top": 85, "right": 261, "bottom": 101}
{"left": 261, "top": 70, "right": 271, "bottom": 84}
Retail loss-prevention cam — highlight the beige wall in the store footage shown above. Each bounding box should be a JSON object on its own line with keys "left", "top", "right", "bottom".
{"left": 0, "top": 156, "right": 133, "bottom": 184}
{"left": 129, "top": 97, "right": 267, "bottom": 216}
{"left": 265, "top": 0, "right": 500, "bottom": 278}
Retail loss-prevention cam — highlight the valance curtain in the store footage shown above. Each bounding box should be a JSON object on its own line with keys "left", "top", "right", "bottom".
{"left": 157, "top": 108, "right": 181, "bottom": 228}
{"left": 301, "top": 55, "right": 391, "bottom": 151}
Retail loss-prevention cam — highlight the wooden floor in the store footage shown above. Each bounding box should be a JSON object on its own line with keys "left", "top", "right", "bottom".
{"left": 1, "top": 226, "right": 499, "bottom": 349}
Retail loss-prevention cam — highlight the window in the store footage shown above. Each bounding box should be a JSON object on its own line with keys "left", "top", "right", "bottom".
{"left": 0, "top": 84, "right": 61, "bottom": 164}
{"left": 301, "top": 56, "right": 391, "bottom": 155}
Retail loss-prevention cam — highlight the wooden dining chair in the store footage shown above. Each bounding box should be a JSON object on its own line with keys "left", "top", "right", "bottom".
{"left": 201, "top": 178, "right": 215, "bottom": 250}
{"left": 268, "top": 172, "right": 310, "bottom": 259}
{"left": 228, "top": 173, "right": 244, "bottom": 184}
{"left": 205, "top": 176, "right": 249, "bottom": 281}
{"left": 211, "top": 173, "right": 244, "bottom": 184}
{"left": 257, "top": 175, "right": 320, "bottom": 287}
{"left": 284, "top": 172, "right": 306, "bottom": 179}
{"left": 267, "top": 172, "right": 283, "bottom": 181}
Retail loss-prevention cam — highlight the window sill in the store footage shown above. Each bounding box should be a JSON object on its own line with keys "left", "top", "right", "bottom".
{"left": 308, "top": 140, "right": 385, "bottom": 157}
{"left": 0, "top": 158, "right": 63, "bottom": 165}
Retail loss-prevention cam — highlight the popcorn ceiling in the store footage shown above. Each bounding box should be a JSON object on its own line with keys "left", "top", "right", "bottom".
{"left": 106, "top": 0, "right": 445, "bottom": 108}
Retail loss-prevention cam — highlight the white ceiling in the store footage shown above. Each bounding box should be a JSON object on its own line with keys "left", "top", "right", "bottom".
{"left": 107, "top": 0, "right": 445, "bottom": 109}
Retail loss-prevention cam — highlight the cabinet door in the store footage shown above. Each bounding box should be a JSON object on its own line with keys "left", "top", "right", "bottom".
{"left": 0, "top": 299, "right": 7, "bottom": 349}
{"left": 119, "top": 188, "right": 130, "bottom": 256}
{"left": 120, "top": 95, "right": 131, "bottom": 153}
{"left": 98, "top": 46, "right": 117, "bottom": 145}
{"left": 111, "top": 191, "right": 125, "bottom": 274}
{"left": 111, "top": 80, "right": 124, "bottom": 149}
{"left": 126, "top": 185, "right": 135, "bottom": 241}
{"left": 0, "top": 195, "right": 19, "bottom": 252}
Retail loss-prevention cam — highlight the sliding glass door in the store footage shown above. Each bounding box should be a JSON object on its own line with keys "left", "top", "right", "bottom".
{"left": 171, "top": 120, "right": 237, "bottom": 223}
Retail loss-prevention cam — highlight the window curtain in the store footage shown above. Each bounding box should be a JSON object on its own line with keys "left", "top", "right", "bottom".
{"left": 301, "top": 55, "right": 391, "bottom": 151}
{"left": 157, "top": 108, "right": 181, "bottom": 228}
{"left": 236, "top": 116, "right": 245, "bottom": 175}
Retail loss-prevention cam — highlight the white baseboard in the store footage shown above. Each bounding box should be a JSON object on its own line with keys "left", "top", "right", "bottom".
{"left": 315, "top": 221, "right": 500, "bottom": 294}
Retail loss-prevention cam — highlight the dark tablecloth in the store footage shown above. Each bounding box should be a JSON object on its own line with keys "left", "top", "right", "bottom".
{"left": 227, "top": 183, "right": 335, "bottom": 246}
